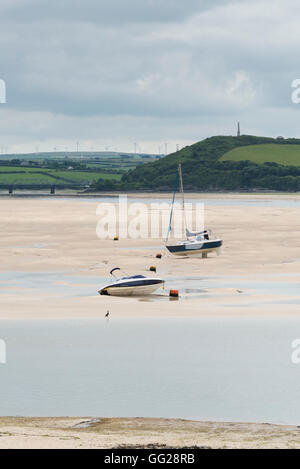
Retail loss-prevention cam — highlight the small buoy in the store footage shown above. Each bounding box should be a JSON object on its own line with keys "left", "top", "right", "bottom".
{"left": 169, "top": 289, "right": 179, "bottom": 298}
{"left": 149, "top": 266, "right": 156, "bottom": 272}
{"left": 156, "top": 253, "right": 162, "bottom": 259}
{"left": 114, "top": 236, "right": 119, "bottom": 241}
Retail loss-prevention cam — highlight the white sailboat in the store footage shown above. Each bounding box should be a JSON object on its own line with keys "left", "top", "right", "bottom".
{"left": 165, "top": 164, "right": 223, "bottom": 258}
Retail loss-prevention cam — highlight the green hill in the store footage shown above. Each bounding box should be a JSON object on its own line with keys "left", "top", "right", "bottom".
{"left": 91, "top": 135, "right": 300, "bottom": 192}
{"left": 221, "top": 143, "right": 300, "bottom": 166}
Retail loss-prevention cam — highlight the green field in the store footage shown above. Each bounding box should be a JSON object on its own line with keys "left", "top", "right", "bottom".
{"left": 0, "top": 151, "right": 158, "bottom": 189}
{"left": 0, "top": 166, "right": 122, "bottom": 186}
{"left": 221, "top": 144, "right": 300, "bottom": 166}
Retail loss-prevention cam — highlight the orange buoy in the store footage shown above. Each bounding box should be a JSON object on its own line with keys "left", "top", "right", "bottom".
{"left": 114, "top": 236, "right": 119, "bottom": 241}
{"left": 156, "top": 253, "right": 162, "bottom": 259}
{"left": 169, "top": 289, "right": 179, "bottom": 297}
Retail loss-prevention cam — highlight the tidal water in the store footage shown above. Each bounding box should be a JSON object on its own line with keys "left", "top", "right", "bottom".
{"left": 1, "top": 271, "right": 300, "bottom": 303}
{"left": 8, "top": 194, "right": 300, "bottom": 208}
{"left": 0, "top": 317, "right": 300, "bottom": 424}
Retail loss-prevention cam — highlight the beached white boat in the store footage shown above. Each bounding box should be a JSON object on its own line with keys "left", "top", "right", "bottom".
{"left": 165, "top": 164, "right": 223, "bottom": 258}
{"left": 166, "top": 229, "right": 222, "bottom": 258}
{"left": 98, "top": 268, "right": 165, "bottom": 296}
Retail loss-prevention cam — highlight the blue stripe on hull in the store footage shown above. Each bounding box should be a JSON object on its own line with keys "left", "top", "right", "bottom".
{"left": 110, "top": 279, "right": 163, "bottom": 288}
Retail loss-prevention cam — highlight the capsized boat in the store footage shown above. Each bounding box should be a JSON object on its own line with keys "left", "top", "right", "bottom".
{"left": 98, "top": 267, "right": 165, "bottom": 296}
{"left": 165, "top": 164, "right": 223, "bottom": 258}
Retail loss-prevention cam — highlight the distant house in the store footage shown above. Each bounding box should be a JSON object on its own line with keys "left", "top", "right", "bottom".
{"left": 67, "top": 166, "right": 74, "bottom": 170}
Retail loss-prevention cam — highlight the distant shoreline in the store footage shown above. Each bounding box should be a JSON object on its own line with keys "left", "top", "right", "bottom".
{"left": 2, "top": 191, "right": 300, "bottom": 199}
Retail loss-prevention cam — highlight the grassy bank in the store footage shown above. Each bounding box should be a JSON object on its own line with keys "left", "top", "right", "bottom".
{"left": 221, "top": 143, "right": 300, "bottom": 166}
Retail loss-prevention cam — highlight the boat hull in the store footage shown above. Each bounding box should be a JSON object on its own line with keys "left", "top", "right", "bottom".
{"left": 166, "top": 239, "right": 222, "bottom": 257}
{"left": 99, "top": 280, "right": 164, "bottom": 296}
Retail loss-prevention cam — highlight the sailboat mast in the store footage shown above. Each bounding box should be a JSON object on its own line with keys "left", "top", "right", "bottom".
{"left": 178, "top": 164, "right": 188, "bottom": 237}
{"left": 165, "top": 169, "right": 179, "bottom": 242}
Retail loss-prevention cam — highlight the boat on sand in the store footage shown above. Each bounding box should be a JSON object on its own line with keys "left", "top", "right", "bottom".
{"left": 98, "top": 268, "right": 165, "bottom": 296}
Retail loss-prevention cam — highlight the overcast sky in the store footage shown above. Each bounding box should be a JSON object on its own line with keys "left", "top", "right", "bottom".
{"left": 0, "top": 0, "right": 300, "bottom": 154}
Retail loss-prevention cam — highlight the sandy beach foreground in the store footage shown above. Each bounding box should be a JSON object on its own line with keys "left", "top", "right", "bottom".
{"left": 0, "top": 417, "right": 299, "bottom": 449}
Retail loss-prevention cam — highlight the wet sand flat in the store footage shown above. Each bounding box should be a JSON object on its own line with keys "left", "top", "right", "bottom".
{"left": 1, "top": 195, "right": 300, "bottom": 318}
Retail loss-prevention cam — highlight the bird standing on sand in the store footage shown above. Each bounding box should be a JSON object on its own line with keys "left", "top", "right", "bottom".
{"left": 105, "top": 310, "right": 109, "bottom": 317}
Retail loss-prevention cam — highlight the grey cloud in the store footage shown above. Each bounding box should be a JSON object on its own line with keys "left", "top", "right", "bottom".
{"left": 0, "top": 0, "right": 299, "bottom": 152}
{"left": 1, "top": 0, "right": 236, "bottom": 24}
{"left": 0, "top": 6, "right": 258, "bottom": 118}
